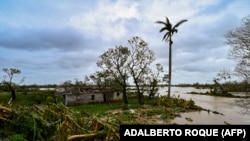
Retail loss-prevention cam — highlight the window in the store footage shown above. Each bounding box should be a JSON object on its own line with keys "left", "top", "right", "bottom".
{"left": 91, "top": 95, "right": 95, "bottom": 100}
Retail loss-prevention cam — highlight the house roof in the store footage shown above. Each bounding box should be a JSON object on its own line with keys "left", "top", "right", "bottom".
{"left": 55, "top": 86, "right": 115, "bottom": 96}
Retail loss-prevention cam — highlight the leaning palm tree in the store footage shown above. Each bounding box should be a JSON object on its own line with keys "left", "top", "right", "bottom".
{"left": 155, "top": 17, "right": 187, "bottom": 97}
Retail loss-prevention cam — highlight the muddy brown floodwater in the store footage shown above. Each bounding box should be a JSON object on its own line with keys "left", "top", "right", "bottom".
{"left": 157, "top": 86, "right": 250, "bottom": 125}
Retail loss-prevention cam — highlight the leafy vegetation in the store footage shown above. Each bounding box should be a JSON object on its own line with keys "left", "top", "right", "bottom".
{"left": 0, "top": 89, "right": 202, "bottom": 141}
{"left": 0, "top": 89, "right": 56, "bottom": 106}
{"left": 95, "top": 36, "right": 165, "bottom": 106}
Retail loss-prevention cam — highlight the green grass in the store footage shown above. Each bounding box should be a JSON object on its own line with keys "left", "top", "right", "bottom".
{"left": 0, "top": 90, "right": 207, "bottom": 141}
{"left": 0, "top": 90, "right": 56, "bottom": 106}
{"left": 69, "top": 97, "right": 159, "bottom": 114}
{"left": 0, "top": 90, "right": 199, "bottom": 117}
{"left": 69, "top": 101, "right": 122, "bottom": 114}
{"left": 0, "top": 92, "right": 10, "bottom": 105}
{"left": 0, "top": 90, "right": 162, "bottom": 116}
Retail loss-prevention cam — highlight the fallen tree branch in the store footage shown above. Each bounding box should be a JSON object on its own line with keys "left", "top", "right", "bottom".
{"left": 0, "top": 105, "right": 12, "bottom": 113}
{"left": 92, "top": 116, "right": 120, "bottom": 140}
{"left": 67, "top": 133, "right": 97, "bottom": 140}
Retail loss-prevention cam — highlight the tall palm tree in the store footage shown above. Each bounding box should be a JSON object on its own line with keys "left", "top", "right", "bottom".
{"left": 155, "top": 17, "right": 187, "bottom": 97}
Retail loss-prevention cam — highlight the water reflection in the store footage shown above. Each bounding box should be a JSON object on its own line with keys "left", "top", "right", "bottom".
{"left": 158, "top": 87, "right": 250, "bottom": 124}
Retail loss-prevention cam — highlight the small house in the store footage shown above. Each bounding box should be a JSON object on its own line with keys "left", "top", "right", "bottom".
{"left": 55, "top": 87, "right": 123, "bottom": 106}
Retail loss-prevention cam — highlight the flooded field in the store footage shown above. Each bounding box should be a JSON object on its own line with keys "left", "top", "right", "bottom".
{"left": 158, "top": 87, "right": 250, "bottom": 125}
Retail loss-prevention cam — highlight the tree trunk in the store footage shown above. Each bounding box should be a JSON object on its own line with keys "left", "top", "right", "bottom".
{"left": 167, "top": 41, "right": 172, "bottom": 98}
{"left": 6, "top": 83, "right": 16, "bottom": 101}
{"left": 122, "top": 85, "right": 128, "bottom": 110}
{"left": 149, "top": 79, "right": 157, "bottom": 99}
{"left": 122, "top": 86, "right": 128, "bottom": 104}
{"left": 11, "top": 87, "right": 16, "bottom": 101}
{"left": 133, "top": 77, "right": 144, "bottom": 105}
{"left": 122, "top": 78, "right": 128, "bottom": 105}
{"left": 136, "top": 84, "right": 144, "bottom": 105}
{"left": 214, "top": 79, "right": 225, "bottom": 94}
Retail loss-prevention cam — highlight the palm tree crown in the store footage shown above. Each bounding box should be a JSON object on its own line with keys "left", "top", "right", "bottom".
{"left": 156, "top": 17, "right": 188, "bottom": 44}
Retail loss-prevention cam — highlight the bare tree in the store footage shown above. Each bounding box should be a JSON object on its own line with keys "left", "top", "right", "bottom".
{"left": 145, "top": 63, "right": 164, "bottom": 99}
{"left": 225, "top": 15, "right": 250, "bottom": 84}
{"left": 225, "top": 15, "right": 250, "bottom": 113}
{"left": 2, "top": 68, "right": 24, "bottom": 101}
{"left": 212, "top": 69, "right": 232, "bottom": 95}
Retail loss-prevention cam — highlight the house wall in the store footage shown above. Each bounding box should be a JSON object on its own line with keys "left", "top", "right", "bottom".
{"left": 112, "top": 92, "right": 123, "bottom": 101}
{"left": 64, "top": 93, "right": 104, "bottom": 105}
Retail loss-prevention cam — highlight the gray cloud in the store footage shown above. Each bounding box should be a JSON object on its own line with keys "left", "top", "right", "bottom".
{"left": 0, "top": 25, "right": 87, "bottom": 51}
{"left": 0, "top": 0, "right": 249, "bottom": 85}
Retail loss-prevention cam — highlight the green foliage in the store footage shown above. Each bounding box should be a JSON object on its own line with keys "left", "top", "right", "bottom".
{"left": 46, "top": 96, "right": 54, "bottom": 104}
{"left": 70, "top": 101, "right": 122, "bottom": 114}
{"left": 1, "top": 103, "right": 122, "bottom": 141}
{"left": 155, "top": 95, "right": 202, "bottom": 119}
{"left": 9, "top": 107, "right": 57, "bottom": 141}
{"left": 209, "top": 87, "right": 233, "bottom": 97}
{"left": 112, "top": 110, "right": 138, "bottom": 124}
{"left": 0, "top": 85, "right": 211, "bottom": 140}
{"left": 8, "top": 134, "right": 28, "bottom": 141}
{"left": 157, "top": 95, "right": 199, "bottom": 110}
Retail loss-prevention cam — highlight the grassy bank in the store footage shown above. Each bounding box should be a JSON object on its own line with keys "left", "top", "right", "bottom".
{"left": 0, "top": 90, "right": 204, "bottom": 141}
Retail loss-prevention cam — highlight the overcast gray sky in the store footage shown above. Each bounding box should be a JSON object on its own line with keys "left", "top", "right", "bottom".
{"left": 0, "top": 0, "right": 250, "bottom": 85}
